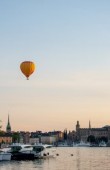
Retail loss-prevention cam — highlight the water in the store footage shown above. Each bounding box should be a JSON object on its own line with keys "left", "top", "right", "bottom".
{"left": 0, "top": 147, "right": 110, "bottom": 170}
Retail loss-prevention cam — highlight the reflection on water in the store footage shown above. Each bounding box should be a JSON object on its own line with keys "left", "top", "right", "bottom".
{"left": 0, "top": 147, "right": 110, "bottom": 170}
{"left": 76, "top": 148, "right": 80, "bottom": 170}
{"left": 0, "top": 159, "right": 45, "bottom": 170}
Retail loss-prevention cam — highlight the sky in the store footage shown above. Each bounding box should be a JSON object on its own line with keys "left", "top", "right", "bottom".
{"left": 1, "top": 0, "right": 110, "bottom": 132}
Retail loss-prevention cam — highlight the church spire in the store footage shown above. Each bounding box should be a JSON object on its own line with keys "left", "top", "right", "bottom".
{"left": 8, "top": 114, "right": 9, "bottom": 124}
{"left": 89, "top": 120, "right": 91, "bottom": 129}
{"left": 6, "top": 114, "right": 11, "bottom": 133}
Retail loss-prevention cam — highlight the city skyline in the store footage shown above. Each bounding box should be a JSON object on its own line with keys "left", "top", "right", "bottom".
{"left": 1, "top": 1, "right": 110, "bottom": 131}
{"left": 1, "top": 115, "right": 110, "bottom": 133}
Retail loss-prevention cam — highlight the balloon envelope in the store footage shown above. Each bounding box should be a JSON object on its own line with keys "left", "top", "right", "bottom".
{"left": 20, "top": 61, "right": 35, "bottom": 79}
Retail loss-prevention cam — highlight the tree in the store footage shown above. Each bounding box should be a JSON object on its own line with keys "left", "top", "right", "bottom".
{"left": 98, "top": 136, "right": 108, "bottom": 143}
{"left": 0, "top": 120, "right": 2, "bottom": 130}
{"left": 87, "top": 135, "right": 96, "bottom": 143}
{"left": 12, "top": 132, "right": 20, "bottom": 143}
{"left": 64, "top": 129, "right": 67, "bottom": 141}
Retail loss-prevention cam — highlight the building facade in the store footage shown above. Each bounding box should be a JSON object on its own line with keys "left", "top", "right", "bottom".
{"left": 0, "top": 133, "right": 12, "bottom": 145}
{"left": 75, "top": 121, "right": 110, "bottom": 142}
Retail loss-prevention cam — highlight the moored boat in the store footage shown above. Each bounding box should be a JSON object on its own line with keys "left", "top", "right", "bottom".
{"left": 99, "top": 141, "right": 107, "bottom": 147}
{"left": 32, "top": 143, "right": 56, "bottom": 158}
{"left": 73, "top": 141, "right": 90, "bottom": 147}
{"left": 2, "top": 143, "right": 34, "bottom": 160}
{"left": 0, "top": 150, "right": 11, "bottom": 161}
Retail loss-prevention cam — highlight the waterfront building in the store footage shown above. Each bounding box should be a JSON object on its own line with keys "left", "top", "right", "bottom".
{"left": 18, "top": 132, "right": 23, "bottom": 143}
{"left": 41, "top": 135, "right": 56, "bottom": 145}
{"left": 29, "top": 132, "right": 40, "bottom": 144}
{"left": 29, "top": 131, "right": 64, "bottom": 145}
{"left": 0, "top": 133, "right": 12, "bottom": 145}
{"left": 67, "top": 130, "right": 76, "bottom": 145}
{"left": 48, "top": 131, "right": 64, "bottom": 142}
{"left": 76, "top": 121, "right": 110, "bottom": 142}
{"left": 19, "top": 131, "right": 30, "bottom": 144}
{"left": 29, "top": 136, "right": 39, "bottom": 144}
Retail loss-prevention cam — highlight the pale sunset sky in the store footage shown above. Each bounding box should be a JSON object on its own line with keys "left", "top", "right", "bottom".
{"left": 0, "top": 0, "right": 110, "bottom": 132}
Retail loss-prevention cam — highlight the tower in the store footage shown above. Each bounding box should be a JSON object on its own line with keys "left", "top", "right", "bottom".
{"left": 76, "top": 121, "right": 80, "bottom": 142}
{"left": 76, "top": 121, "right": 80, "bottom": 132}
{"left": 89, "top": 120, "right": 91, "bottom": 129}
{"left": 6, "top": 114, "right": 11, "bottom": 133}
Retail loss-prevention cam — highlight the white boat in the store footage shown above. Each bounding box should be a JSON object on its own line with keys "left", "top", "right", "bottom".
{"left": 1, "top": 143, "right": 56, "bottom": 159}
{"left": 2, "top": 143, "right": 33, "bottom": 152}
{"left": 0, "top": 150, "right": 11, "bottom": 161}
{"left": 0, "top": 151, "right": 2, "bottom": 161}
{"left": 73, "top": 141, "right": 90, "bottom": 147}
{"left": 2, "top": 143, "right": 34, "bottom": 160}
{"left": 12, "top": 143, "right": 33, "bottom": 153}
{"left": 57, "top": 142, "right": 69, "bottom": 147}
{"left": 32, "top": 143, "right": 56, "bottom": 158}
{"left": 99, "top": 141, "right": 107, "bottom": 147}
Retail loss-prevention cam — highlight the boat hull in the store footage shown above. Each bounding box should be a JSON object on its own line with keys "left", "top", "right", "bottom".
{"left": 2, "top": 153, "right": 11, "bottom": 161}
{"left": 0, "top": 153, "right": 11, "bottom": 161}
{"left": 0, "top": 154, "right": 2, "bottom": 161}
{"left": 11, "top": 152, "right": 35, "bottom": 160}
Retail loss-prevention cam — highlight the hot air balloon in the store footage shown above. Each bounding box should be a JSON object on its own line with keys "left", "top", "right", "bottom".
{"left": 20, "top": 61, "right": 35, "bottom": 80}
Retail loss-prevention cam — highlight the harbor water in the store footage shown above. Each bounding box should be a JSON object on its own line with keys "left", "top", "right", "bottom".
{"left": 0, "top": 147, "right": 110, "bottom": 170}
